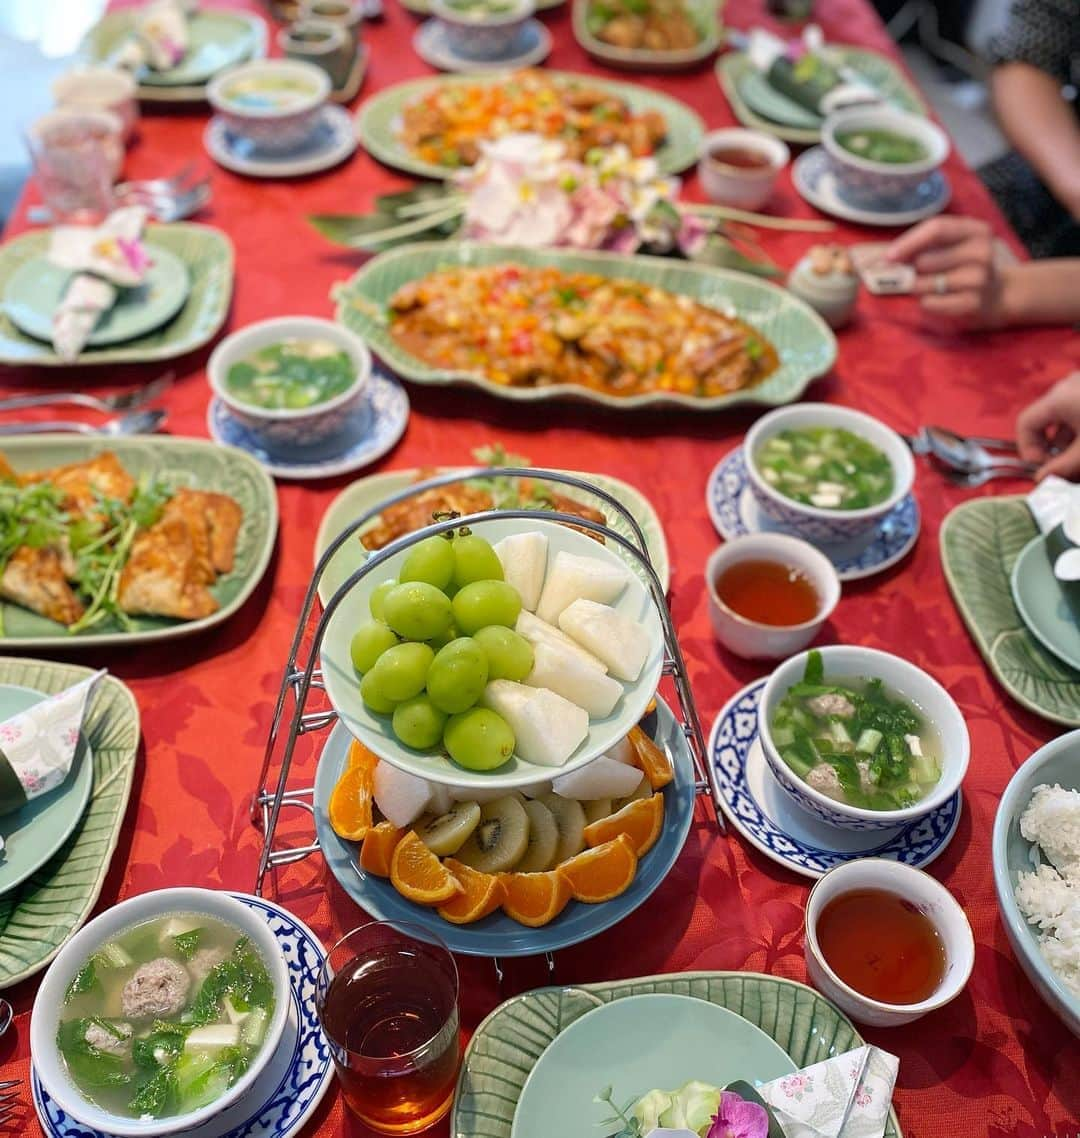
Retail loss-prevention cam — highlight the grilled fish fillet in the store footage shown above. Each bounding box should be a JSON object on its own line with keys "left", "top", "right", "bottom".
{"left": 20, "top": 451, "right": 135, "bottom": 513}
{"left": 117, "top": 517, "right": 219, "bottom": 620}
{"left": 0, "top": 546, "right": 85, "bottom": 626}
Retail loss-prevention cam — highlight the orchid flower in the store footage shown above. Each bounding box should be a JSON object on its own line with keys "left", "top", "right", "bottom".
{"left": 705, "top": 1091, "right": 769, "bottom": 1138}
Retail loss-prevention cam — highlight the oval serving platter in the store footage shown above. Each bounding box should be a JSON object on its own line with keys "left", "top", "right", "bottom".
{"left": 335, "top": 243, "right": 836, "bottom": 412}
{"left": 571, "top": 0, "right": 721, "bottom": 72}
{"left": 0, "top": 436, "right": 277, "bottom": 649}
{"left": 355, "top": 70, "right": 705, "bottom": 179}
{"left": 312, "top": 694, "right": 695, "bottom": 956}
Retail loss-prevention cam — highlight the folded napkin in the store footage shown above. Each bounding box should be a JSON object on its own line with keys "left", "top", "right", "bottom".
{"left": 114, "top": 0, "right": 196, "bottom": 73}
{"left": 1028, "top": 476, "right": 1080, "bottom": 618}
{"left": 0, "top": 671, "right": 104, "bottom": 819}
{"left": 48, "top": 205, "right": 151, "bottom": 360}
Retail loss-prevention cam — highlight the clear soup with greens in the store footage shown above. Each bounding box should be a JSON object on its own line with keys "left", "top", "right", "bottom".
{"left": 755, "top": 425, "right": 894, "bottom": 510}
{"left": 58, "top": 913, "right": 276, "bottom": 1120}
{"left": 771, "top": 650, "right": 941, "bottom": 810}
{"left": 223, "top": 74, "right": 319, "bottom": 111}
{"left": 835, "top": 128, "right": 928, "bottom": 165}
{"left": 225, "top": 338, "right": 356, "bottom": 411}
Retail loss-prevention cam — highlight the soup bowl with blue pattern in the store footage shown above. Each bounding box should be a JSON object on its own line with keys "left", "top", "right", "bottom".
{"left": 430, "top": 0, "right": 534, "bottom": 61}
{"left": 758, "top": 645, "right": 969, "bottom": 831}
{"left": 208, "top": 59, "right": 330, "bottom": 154}
{"left": 744, "top": 402, "right": 915, "bottom": 547}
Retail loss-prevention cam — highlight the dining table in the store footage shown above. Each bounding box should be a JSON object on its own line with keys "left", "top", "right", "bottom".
{"left": 1, "top": 0, "right": 1079, "bottom": 1134}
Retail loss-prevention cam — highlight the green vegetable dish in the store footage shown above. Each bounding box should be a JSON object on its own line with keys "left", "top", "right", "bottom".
{"left": 771, "top": 650, "right": 941, "bottom": 810}
{"left": 835, "top": 128, "right": 928, "bottom": 165}
{"left": 443, "top": 0, "right": 518, "bottom": 15}
{"left": 58, "top": 914, "right": 276, "bottom": 1120}
{"left": 755, "top": 426, "right": 894, "bottom": 510}
{"left": 225, "top": 339, "right": 356, "bottom": 411}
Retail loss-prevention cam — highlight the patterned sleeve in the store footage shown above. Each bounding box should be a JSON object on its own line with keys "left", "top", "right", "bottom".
{"left": 986, "top": 0, "right": 1078, "bottom": 83}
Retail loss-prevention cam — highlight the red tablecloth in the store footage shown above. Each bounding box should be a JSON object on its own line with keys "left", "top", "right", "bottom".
{"left": 2, "top": 0, "right": 1079, "bottom": 1134}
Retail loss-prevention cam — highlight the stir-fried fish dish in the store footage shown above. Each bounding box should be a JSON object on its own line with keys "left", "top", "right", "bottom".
{"left": 587, "top": 0, "right": 704, "bottom": 52}
{"left": 398, "top": 70, "right": 667, "bottom": 169}
{"left": 0, "top": 451, "right": 243, "bottom": 633}
{"left": 389, "top": 265, "right": 780, "bottom": 398}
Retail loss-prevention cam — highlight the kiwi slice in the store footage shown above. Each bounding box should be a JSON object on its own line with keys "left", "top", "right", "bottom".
{"left": 582, "top": 798, "right": 614, "bottom": 826}
{"left": 516, "top": 799, "right": 560, "bottom": 873}
{"left": 416, "top": 800, "right": 481, "bottom": 857}
{"left": 538, "top": 792, "right": 587, "bottom": 865}
{"left": 612, "top": 774, "right": 651, "bottom": 812}
{"left": 455, "top": 795, "right": 529, "bottom": 873}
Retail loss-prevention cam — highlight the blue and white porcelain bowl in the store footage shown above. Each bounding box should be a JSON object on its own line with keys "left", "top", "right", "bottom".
{"left": 429, "top": 0, "right": 534, "bottom": 61}
{"left": 208, "top": 59, "right": 330, "bottom": 155}
{"left": 744, "top": 402, "right": 915, "bottom": 546}
{"left": 759, "top": 645, "right": 970, "bottom": 832}
{"left": 208, "top": 316, "right": 372, "bottom": 454}
{"left": 30, "top": 887, "right": 291, "bottom": 1137}
{"left": 822, "top": 107, "right": 949, "bottom": 211}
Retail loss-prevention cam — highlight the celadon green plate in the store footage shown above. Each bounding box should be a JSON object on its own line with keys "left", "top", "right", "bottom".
{"left": 82, "top": 9, "right": 267, "bottom": 101}
{"left": 717, "top": 45, "right": 926, "bottom": 145}
{"left": 0, "top": 435, "right": 277, "bottom": 649}
{"left": 0, "top": 685, "right": 93, "bottom": 897}
{"left": 400, "top": 0, "right": 563, "bottom": 14}
{"left": 0, "top": 224, "right": 233, "bottom": 367}
{"left": 512, "top": 994, "right": 793, "bottom": 1138}
{"left": 355, "top": 71, "right": 705, "bottom": 179}
{"left": 320, "top": 516, "right": 664, "bottom": 790}
{"left": 4, "top": 243, "right": 190, "bottom": 347}
{"left": 0, "top": 657, "right": 139, "bottom": 988}
{"left": 313, "top": 466, "right": 671, "bottom": 606}
{"left": 1011, "top": 536, "right": 1080, "bottom": 672}
{"left": 941, "top": 496, "right": 1080, "bottom": 727}
{"left": 334, "top": 243, "right": 837, "bottom": 411}
{"left": 572, "top": 0, "right": 721, "bottom": 72}
{"left": 452, "top": 972, "right": 903, "bottom": 1138}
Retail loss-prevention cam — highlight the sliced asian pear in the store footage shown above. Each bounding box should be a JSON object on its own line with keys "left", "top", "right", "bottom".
{"left": 515, "top": 610, "right": 609, "bottom": 674}
{"left": 535, "top": 551, "right": 631, "bottom": 626}
{"left": 558, "top": 598, "right": 651, "bottom": 682}
{"left": 449, "top": 783, "right": 514, "bottom": 805}
{"left": 372, "top": 761, "right": 432, "bottom": 828}
{"left": 552, "top": 755, "right": 644, "bottom": 801}
{"left": 605, "top": 734, "right": 636, "bottom": 766}
{"left": 493, "top": 532, "right": 548, "bottom": 612}
{"left": 524, "top": 639, "right": 623, "bottom": 718}
{"left": 482, "top": 679, "right": 589, "bottom": 767}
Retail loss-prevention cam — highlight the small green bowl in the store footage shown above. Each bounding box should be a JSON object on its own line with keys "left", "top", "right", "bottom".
{"left": 992, "top": 730, "right": 1080, "bottom": 1037}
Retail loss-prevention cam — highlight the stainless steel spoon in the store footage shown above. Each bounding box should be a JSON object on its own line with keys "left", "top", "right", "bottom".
{"left": 0, "top": 408, "right": 167, "bottom": 437}
{"left": 926, "top": 427, "right": 1038, "bottom": 476}
{"left": 944, "top": 466, "right": 1034, "bottom": 488}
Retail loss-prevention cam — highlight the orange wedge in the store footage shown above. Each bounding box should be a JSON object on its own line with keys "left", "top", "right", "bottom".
{"left": 438, "top": 859, "right": 507, "bottom": 924}
{"left": 390, "top": 831, "right": 463, "bottom": 906}
{"left": 583, "top": 792, "right": 664, "bottom": 857}
{"left": 359, "top": 820, "right": 404, "bottom": 877}
{"left": 347, "top": 739, "right": 380, "bottom": 773}
{"left": 328, "top": 756, "right": 377, "bottom": 842}
{"left": 500, "top": 869, "right": 572, "bottom": 928}
{"left": 628, "top": 726, "right": 674, "bottom": 790}
{"left": 558, "top": 834, "right": 638, "bottom": 903}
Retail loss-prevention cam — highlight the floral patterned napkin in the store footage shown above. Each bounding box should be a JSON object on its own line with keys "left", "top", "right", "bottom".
{"left": 0, "top": 671, "right": 105, "bottom": 820}
{"left": 113, "top": 0, "right": 195, "bottom": 72}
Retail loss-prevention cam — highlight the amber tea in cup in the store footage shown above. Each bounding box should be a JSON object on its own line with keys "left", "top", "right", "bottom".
{"left": 316, "top": 922, "right": 461, "bottom": 1134}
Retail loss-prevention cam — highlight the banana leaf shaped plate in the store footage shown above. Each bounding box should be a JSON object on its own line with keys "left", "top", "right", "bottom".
{"left": 334, "top": 243, "right": 836, "bottom": 411}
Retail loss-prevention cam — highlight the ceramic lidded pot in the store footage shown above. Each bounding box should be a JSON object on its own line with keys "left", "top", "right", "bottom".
{"left": 787, "top": 244, "right": 859, "bottom": 329}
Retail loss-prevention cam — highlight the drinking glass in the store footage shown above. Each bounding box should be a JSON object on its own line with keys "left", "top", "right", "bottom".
{"left": 316, "top": 921, "right": 461, "bottom": 1135}
{"left": 25, "top": 109, "right": 123, "bottom": 223}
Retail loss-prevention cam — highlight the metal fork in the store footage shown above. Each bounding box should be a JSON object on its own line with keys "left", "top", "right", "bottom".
{"left": 0, "top": 371, "right": 173, "bottom": 415}
{"left": 114, "top": 162, "right": 199, "bottom": 199}
{"left": 0, "top": 1078, "right": 18, "bottom": 1125}
{"left": 0, "top": 408, "right": 167, "bottom": 437}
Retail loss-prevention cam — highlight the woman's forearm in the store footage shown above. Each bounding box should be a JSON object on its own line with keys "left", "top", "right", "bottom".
{"left": 1001, "top": 260, "right": 1080, "bottom": 325}
{"left": 992, "top": 62, "right": 1080, "bottom": 218}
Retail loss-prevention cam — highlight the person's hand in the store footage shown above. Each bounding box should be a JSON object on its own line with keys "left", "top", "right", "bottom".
{"left": 886, "top": 217, "right": 1009, "bottom": 329}
{"left": 1017, "top": 372, "right": 1080, "bottom": 480}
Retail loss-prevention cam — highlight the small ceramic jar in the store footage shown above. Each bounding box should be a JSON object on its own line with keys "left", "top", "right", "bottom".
{"left": 787, "top": 244, "right": 859, "bottom": 329}
{"left": 301, "top": 0, "right": 364, "bottom": 53}
{"left": 278, "top": 19, "right": 353, "bottom": 89}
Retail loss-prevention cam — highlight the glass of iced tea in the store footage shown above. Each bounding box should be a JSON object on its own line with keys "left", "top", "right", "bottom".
{"left": 316, "top": 921, "right": 461, "bottom": 1134}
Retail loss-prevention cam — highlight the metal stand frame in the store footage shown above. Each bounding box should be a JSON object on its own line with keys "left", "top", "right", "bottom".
{"left": 250, "top": 468, "right": 725, "bottom": 969}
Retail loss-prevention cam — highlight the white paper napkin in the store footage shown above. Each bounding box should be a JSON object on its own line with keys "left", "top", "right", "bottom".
{"left": 1028, "top": 475, "right": 1080, "bottom": 539}
{"left": 113, "top": 0, "right": 195, "bottom": 73}
{"left": 0, "top": 671, "right": 105, "bottom": 817}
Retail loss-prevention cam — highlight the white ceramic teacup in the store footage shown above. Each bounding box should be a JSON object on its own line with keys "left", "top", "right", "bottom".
{"left": 697, "top": 128, "right": 790, "bottom": 211}
{"left": 52, "top": 67, "right": 138, "bottom": 142}
{"left": 804, "top": 858, "right": 975, "bottom": 1027}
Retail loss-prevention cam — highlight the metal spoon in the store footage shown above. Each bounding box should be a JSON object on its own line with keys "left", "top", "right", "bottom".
{"left": 925, "top": 427, "right": 1037, "bottom": 476}
{"left": 0, "top": 408, "right": 167, "bottom": 437}
{"left": 944, "top": 466, "right": 1034, "bottom": 488}
{"left": 927, "top": 425, "right": 1018, "bottom": 454}
{"left": 0, "top": 999, "right": 11, "bottom": 1036}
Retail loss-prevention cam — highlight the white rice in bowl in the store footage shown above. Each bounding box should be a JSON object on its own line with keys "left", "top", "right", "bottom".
{"left": 1014, "top": 782, "right": 1080, "bottom": 997}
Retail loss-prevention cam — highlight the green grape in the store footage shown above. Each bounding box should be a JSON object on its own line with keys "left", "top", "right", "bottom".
{"left": 369, "top": 579, "right": 398, "bottom": 622}
{"left": 443, "top": 708, "right": 515, "bottom": 772}
{"left": 360, "top": 669, "right": 398, "bottom": 715}
{"left": 400, "top": 535, "right": 455, "bottom": 590}
{"left": 371, "top": 642, "right": 435, "bottom": 702}
{"left": 427, "top": 622, "right": 459, "bottom": 652}
{"left": 452, "top": 534, "right": 504, "bottom": 588}
{"left": 452, "top": 580, "right": 522, "bottom": 636}
{"left": 382, "top": 581, "right": 454, "bottom": 642}
{"left": 392, "top": 694, "right": 448, "bottom": 750}
{"left": 426, "top": 637, "right": 489, "bottom": 714}
{"left": 350, "top": 622, "right": 400, "bottom": 675}
{"left": 473, "top": 625, "right": 534, "bottom": 681}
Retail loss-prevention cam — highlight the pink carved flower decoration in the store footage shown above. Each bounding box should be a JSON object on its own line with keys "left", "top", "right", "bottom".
{"left": 118, "top": 237, "right": 152, "bottom": 276}
{"left": 706, "top": 1091, "right": 769, "bottom": 1138}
